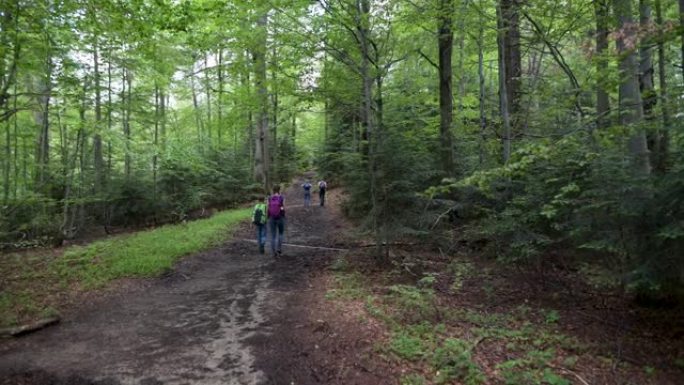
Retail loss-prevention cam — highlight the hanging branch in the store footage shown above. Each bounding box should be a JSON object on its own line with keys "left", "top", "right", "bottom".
{"left": 521, "top": 10, "right": 585, "bottom": 118}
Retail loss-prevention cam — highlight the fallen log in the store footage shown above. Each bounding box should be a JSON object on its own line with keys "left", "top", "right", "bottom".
{"left": 0, "top": 316, "right": 60, "bottom": 337}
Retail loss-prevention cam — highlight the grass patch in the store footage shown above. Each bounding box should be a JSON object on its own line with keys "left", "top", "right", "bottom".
{"left": 54, "top": 208, "right": 251, "bottom": 288}
{"left": 0, "top": 207, "right": 251, "bottom": 327}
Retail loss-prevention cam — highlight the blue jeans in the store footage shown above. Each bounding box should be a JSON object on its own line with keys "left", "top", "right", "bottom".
{"left": 269, "top": 217, "right": 285, "bottom": 254}
{"left": 256, "top": 224, "right": 266, "bottom": 250}
{"left": 304, "top": 192, "right": 311, "bottom": 207}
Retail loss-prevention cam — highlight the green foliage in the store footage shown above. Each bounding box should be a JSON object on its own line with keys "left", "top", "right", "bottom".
{"left": 429, "top": 132, "right": 684, "bottom": 296}
{"left": 54, "top": 208, "right": 250, "bottom": 288}
{"left": 389, "top": 331, "right": 426, "bottom": 360}
{"left": 432, "top": 338, "right": 485, "bottom": 385}
{"left": 387, "top": 284, "right": 436, "bottom": 323}
{"left": 497, "top": 350, "right": 571, "bottom": 385}
{"left": 326, "top": 271, "right": 369, "bottom": 300}
{"left": 400, "top": 374, "right": 427, "bottom": 385}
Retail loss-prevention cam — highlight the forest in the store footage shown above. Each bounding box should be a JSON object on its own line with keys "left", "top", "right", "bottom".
{"left": 2, "top": 0, "right": 682, "bottom": 296}
{"left": 1, "top": 0, "right": 684, "bottom": 383}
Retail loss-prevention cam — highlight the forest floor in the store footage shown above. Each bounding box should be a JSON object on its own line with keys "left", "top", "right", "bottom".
{"left": 1, "top": 172, "right": 683, "bottom": 384}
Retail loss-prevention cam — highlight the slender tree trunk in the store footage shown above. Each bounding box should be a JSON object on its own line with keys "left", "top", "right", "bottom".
{"left": 122, "top": 68, "right": 132, "bottom": 180}
{"left": 93, "top": 33, "right": 104, "bottom": 196}
{"left": 497, "top": 3, "right": 512, "bottom": 164}
{"left": 3, "top": 115, "right": 9, "bottom": 204}
{"left": 640, "top": 1, "right": 656, "bottom": 119}
{"left": 595, "top": 0, "right": 611, "bottom": 129}
{"left": 613, "top": 0, "right": 651, "bottom": 175}
{"left": 34, "top": 47, "right": 52, "bottom": 193}
{"left": 254, "top": 12, "right": 270, "bottom": 191}
{"left": 271, "top": 43, "right": 279, "bottom": 178}
{"left": 500, "top": 0, "right": 521, "bottom": 134}
{"left": 190, "top": 70, "right": 203, "bottom": 150}
{"left": 640, "top": 0, "right": 659, "bottom": 168}
{"left": 654, "top": 0, "right": 670, "bottom": 172}
{"left": 106, "top": 48, "right": 113, "bottom": 177}
{"left": 438, "top": 0, "right": 455, "bottom": 175}
{"left": 679, "top": 0, "right": 684, "bottom": 82}
{"left": 153, "top": 84, "right": 159, "bottom": 223}
{"left": 217, "top": 48, "right": 223, "bottom": 148}
{"left": 478, "top": 9, "right": 486, "bottom": 167}
{"left": 204, "top": 53, "right": 212, "bottom": 147}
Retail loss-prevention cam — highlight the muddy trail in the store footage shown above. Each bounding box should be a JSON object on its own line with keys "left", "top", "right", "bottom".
{"left": 0, "top": 174, "right": 383, "bottom": 385}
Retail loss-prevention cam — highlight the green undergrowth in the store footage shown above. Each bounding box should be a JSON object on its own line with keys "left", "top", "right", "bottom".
{"left": 0, "top": 207, "right": 250, "bottom": 328}
{"left": 327, "top": 256, "right": 579, "bottom": 385}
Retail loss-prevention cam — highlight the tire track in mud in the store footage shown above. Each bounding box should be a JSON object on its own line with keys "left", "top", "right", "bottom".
{"left": 0, "top": 174, "right": 342, "bottom": 385}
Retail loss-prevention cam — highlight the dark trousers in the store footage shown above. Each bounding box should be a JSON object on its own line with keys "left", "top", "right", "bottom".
{"left": 319, "top": 190, "right": 326, "bottom": 206}
{"left": 269, "top": 217, "right": 285, "bottom": 254}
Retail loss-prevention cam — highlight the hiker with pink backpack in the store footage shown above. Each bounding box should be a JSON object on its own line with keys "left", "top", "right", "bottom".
{"left": 267, "top": 184, "right": 286, "bottom": 257}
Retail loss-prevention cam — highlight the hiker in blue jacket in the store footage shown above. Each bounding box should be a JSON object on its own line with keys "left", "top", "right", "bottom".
{"left": 302, "top": 180, "right": 312, "bottom": 208}
{"left": 267, "top": 185, "right": 285, "bottom": 257}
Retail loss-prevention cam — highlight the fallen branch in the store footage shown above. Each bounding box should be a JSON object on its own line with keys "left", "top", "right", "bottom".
{"left": 548, "top": 365, "right": 591, "bottom": 385}
{"left": 0, "top": 316, "right": 60, "bottom": 337}
{"left": 240, "top": 239, "right": 348, "bottom": 252}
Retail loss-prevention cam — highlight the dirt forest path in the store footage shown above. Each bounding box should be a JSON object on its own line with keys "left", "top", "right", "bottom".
{"left": 0, "top": 173, "right": 385, "bottom": 385}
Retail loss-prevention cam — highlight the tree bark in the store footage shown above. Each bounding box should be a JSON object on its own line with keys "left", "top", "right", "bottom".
{"left": 595, "top": 0, "right": 611, "bottom": 129}
{"left": 680, "top": 0, "right": 684, "bottom": 81}
{"left": 122, "top": 67, "right": 132, "bottom": 180}
{"left": 654, "top": 0, "right": 670, "bottom": 172}
{"left": 478, "top": 10, "right": 486, "bottom": 167}
{"left": 496, "top": 3, "right": 512, "bottom": 164}
{"left": 34, "top": 44, "right": 52, "bottom": 193}
{"left": 93, "top": 38, "right": 104, "bottom": 194}
{"left": 639, "top": 0, "right": 656, "bottom": 120}
{"left": 254, "top": 12, "right": 271, "bottom": 192}
{"left": 217, "top": 48, "right": 223, "bottom": 148}
{"left": 499, "top": 0, "right": 521, "bottom": 133}
{"left": 438, "top": 0, "right": 455, "bottom": 176}
{"left": 204, "top": 53, "right": 212, "bottom": 147}
{"left": 612, "top": 0, "right": 651, "bottom": 175}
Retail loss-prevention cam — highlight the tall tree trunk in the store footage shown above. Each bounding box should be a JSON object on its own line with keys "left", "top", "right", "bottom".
{"left": 153, "top": 84, "right": 159, "bottom": 223}
{"left": 254, "top": 12, "right": 271, "bottom": 191}
{"left": 500, "top": 0, "right": 521, "bottom": 134}
{"left": 613, "top": 0, "right": 651, "bottom": 175}
{"left": 34, "top": 46, "right": 52, "bottom": 193}
{"left": 204, "top": 53, "right": 212, "bottom": 147}
{"left": 478, "top": 9, "right": 486, "bottom": 167}
{"left": 92, "top": 31, "right": 104, "bottom": 196}
{"left": 190, "top": 70, "right": 203, "bottom": 150}
{"left": 106, "top": 48, "right": 113, "bottom": 178}
{"left": 497, "top": 3, "right": 512, "bottom": 163}
{"left": 639, "top": 1, "right": 656, "bottom": 119}
{"left": 271, "top": 43, "right": 279, "bottom": 179}
{"left": 122, "top": 68, "right": 132, "bottom": 180}
{"left": 654, "top": 0, "right": 670, "bottom": 172}
{"left": 679, "top": 0, "right": 684, "bottom": 81}
{"left": 3, "top": 116, "right": 9, "bottom": 204}
{"left": 217, "top": 48, "right": 223, "bottom": 148}
{"left": 595, "top": 0, "right": 611, "bottom": 129}
{"left": 640, "top": 0, "right": 658, "bottom": 167}
{"left": 438, "top": 0, "right": 455, "bottom": 176}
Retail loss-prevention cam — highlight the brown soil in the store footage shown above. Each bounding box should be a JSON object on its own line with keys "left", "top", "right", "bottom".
{"left": 0, "top": 174, "right": 388, "bottom": 384}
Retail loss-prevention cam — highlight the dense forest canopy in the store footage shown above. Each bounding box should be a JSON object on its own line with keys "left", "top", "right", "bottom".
{"left": 1, "top": 0, "right": 683, "bottom": 295}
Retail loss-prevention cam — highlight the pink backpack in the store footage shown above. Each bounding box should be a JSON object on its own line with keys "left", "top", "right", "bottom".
{"left": 268, "top": 195, "right": 283, "bottom": 219}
